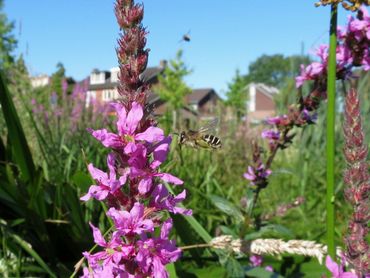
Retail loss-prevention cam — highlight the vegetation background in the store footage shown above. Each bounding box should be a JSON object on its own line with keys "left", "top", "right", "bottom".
{"left": 0, "top": 0, "right": 369, "bottom": 277}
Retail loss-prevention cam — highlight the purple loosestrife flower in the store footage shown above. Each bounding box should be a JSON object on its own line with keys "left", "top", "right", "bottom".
{"left": 261, "top": 130, "right": 280, "bottom": 141}
{"left": 80, "top": 154, "right": 129, "bottom": 201}
{"left": 244, "top": 164, "right": 272, "bottom": 187}
{"left": 150, "top": 184, "right": 192, "bottom": 215}
{"left": 296, "top": 9, "right": 370, "bottom": 89}
{"left": 83, "top": 224, "right": 133, "bottom": 269}
{"left": 106, "top": 202, "right": 154, "bottom": 236}
{"left": 136, "top": 219, "right": 181, "bottom": 278}
{"left": 89, "top": 102, "right": 164, "bottom": 150}
{"left": 325, "top": 256, "right": 357, "bottom": 278}
{"left": 266, "top": 115, "right": 289, "bottom": 126}
{"left": 250, "top": 254, "right": 262, "bottom": 267}
{"left": 80, "top": 1, "right": 189, "bottom": 276}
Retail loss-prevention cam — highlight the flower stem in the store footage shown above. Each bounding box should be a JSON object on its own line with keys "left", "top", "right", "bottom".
{"left": 180, "top": 243, "right": 211, "bottom": 250}
{"left": 326, "top": 3, "right": 337, "bottom": 263}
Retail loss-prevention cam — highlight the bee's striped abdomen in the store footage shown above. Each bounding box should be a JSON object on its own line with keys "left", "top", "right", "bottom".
{"left": 203, "top": 134, "right": 222, "bottom": 149}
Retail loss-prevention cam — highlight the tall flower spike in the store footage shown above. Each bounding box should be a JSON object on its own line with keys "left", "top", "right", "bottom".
{"left": 343, "top": 88, "right": 370, "bottom": 276}
{"left": 115, "top": 0, "right": 149, "bottom": 109}
{"left": 80, "top": 1, "right": 190, "bottom": 277}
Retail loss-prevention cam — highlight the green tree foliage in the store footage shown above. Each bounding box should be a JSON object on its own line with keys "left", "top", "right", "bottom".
{"left": 0, "top": 0, "right": 17, "bottom": 71}
{"left": 155, "top": 49, "right": 192, "bottom": 110}
{"left": 225, "top": 69, "right": 248, "bottom": 118}
{"left": 50, "top": 62, "right": 66, "bottom": 96}
{"left": 245, "top": 54, "right": 311, "bottom": 88}
{"left": 10, "top": 54, "right": 31, "bottom": 93}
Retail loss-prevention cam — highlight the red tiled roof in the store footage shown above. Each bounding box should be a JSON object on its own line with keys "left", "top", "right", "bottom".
{"left": 186, "top": 88, "right": 217, "bottom": 104}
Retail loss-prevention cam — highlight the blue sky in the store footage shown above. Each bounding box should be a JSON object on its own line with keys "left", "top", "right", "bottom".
{"left": 5, "top": 1, "right": 360, "bottom": 97}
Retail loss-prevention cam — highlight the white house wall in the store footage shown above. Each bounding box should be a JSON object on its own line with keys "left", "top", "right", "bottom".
{"left": 248, "top": 85, "right": 256, "bottom": 112}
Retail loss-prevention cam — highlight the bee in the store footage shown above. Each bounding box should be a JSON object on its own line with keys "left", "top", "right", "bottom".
{"left": 178, "top": 118, "right": 222, "bottom": 149}
{"left": 179, "top": 30, "right": 191, "bottom": 43}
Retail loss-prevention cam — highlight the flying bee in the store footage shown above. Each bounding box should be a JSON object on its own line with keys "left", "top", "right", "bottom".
{"left": 179, "top": 30, "right": 191, "bottom": 43}
{"left": 178, "top": 118, "right": 222, "bottom": 149}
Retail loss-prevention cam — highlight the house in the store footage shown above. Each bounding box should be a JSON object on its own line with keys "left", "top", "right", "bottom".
{"left": 186, "top": 88, "right": 220, "bottom": 118}
{"left": 86, "top": 62, "right": 221, "bottom": 120}
{"left": 30, "top": 74, "right": 50, "bottom": 88}
{"left": 246, "top": 83, "right": 279, "bottom": 123}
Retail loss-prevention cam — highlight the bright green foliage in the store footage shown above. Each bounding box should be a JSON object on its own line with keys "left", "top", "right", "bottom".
{"left": 0, "top": 0, "right": 17, "bottom": 72}
{"left": 225, "top": 69, "right": 248, "bottom": 118}
{"left": 155, "top": 49, "right": 192, "bottom": 110}
{"left": 245, "top": 54, "right": 311, "bottom": 88}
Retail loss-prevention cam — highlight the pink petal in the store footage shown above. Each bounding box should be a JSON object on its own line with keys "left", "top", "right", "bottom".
{"left": 112, "top": 103, "right": 127, "bottom": 135}
{"left": 85, "top": 185, "right": 109, "bottom": 201}
{"left": 88, "top": 128, "right": 122, "bottom": 148}
{"left": 89, "top": 223, "right": 107, "bottom": 247}
{"left": 136, "top": 127, "right": 165, "bottom": 143}
{"left": 326, "top": 256, "right": 340, "bottom": 277}
{"left": 150, "top": 136, "right": 171, "bottom": 169}
{"left": 160, "top": 219, "right": 173, "bottom": 239}
{"left": 126, "top": 102, "right": 143, "bottom": 134}
{"left": 138, "top": 178, "right": 153, "bottom": 194}
{"left": 130, "top": 202, "right": 144, "bottom": 220}
{"left": 88, "top": 164, "right": 108, "bottom": 181}
{"left": 107, "top": 153, "right": 117, "bottom": 177}
{"left": 158, "top": 173, "right": 183, "bottom": 185}
{"left": 173, "top": 190, "right": 187, "bottom": 202}
{"left": 243, "top": 173, "right": 255, "bottom": 181}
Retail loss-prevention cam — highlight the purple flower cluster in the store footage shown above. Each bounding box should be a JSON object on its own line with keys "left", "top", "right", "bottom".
{"left": 81, "top": 102, "right": 190, "bottom": 278}
{"left": 244, "top": 164, "right": 272, "bottom": 187}
{"left": 296, "top": 7, "right": 370, "bottom": 89}
{"left": 244, "top": 7, "right": 368, "bottom": 193}
{"left": 80, "top": 1, "right": 191, "bottom": 277}
{"left": 249, "top": 255, "right": 274, "bottom": 272}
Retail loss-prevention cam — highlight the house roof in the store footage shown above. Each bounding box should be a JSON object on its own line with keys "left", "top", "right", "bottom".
{"left": 246, "top": 83, "right": 279, "bottom": 99}
{"left": 187, "top": 88, "right": 218, "bottom": 104}
{"left": 88, "top": 66, "right": 164, "bottom": 91}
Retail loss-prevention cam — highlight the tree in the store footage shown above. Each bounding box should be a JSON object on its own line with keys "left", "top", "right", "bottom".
{"left": 155, "top": 49, "right": 192, "bottom": 109}
{"left": 0, "top": 0, "right": 17, "bottom": 71}
{"left": 245, "top": 54, "right": 311, "bottom": 88}
{"left": 50, "top": 62, "right": 66, "bottom": 96}
{"left": 225, "top": 69, "right": 248, "bottom": 119}
{"left": 154, "top": 49, "right": 192, "bottom": 129}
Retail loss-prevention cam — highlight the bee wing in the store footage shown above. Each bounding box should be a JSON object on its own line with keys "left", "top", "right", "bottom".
{"left": 197, "top": 118, "right": 219, "bottom": 134}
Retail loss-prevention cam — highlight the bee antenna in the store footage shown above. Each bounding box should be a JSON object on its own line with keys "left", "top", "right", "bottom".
{"left": 172, "top": 132, "right": 179, "bottom": 136}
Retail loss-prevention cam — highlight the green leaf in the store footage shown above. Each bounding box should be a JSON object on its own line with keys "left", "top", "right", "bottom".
{"left": 245, "top": 267, "right": 284, "bottom": 278}
{"left": 245, "top": 224, "right": 294, "bottom": 240}
{"left": 225, "top": 257, "right": 244, "bottom": 278}
{"left": 209, "top": 195, "right": 244, "bottom": 222}
{"left": 9, "top": 231, "right": 56, "bottom": 278}
{"left": 165, "top": 183, "right": 212, "bottom": 243}
{"left": 0, "top": 70, "right": 35, "bottom": 181}
{"left": 187, "top": 266, "right": 226, "bottom": 277}
{"left": 166, "top": 263, "right": 178, "bottom": 278}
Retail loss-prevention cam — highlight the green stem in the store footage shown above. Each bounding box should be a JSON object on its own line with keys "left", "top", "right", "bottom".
{"left": 326, "top": 4, "right": 337, "bottom": 263}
